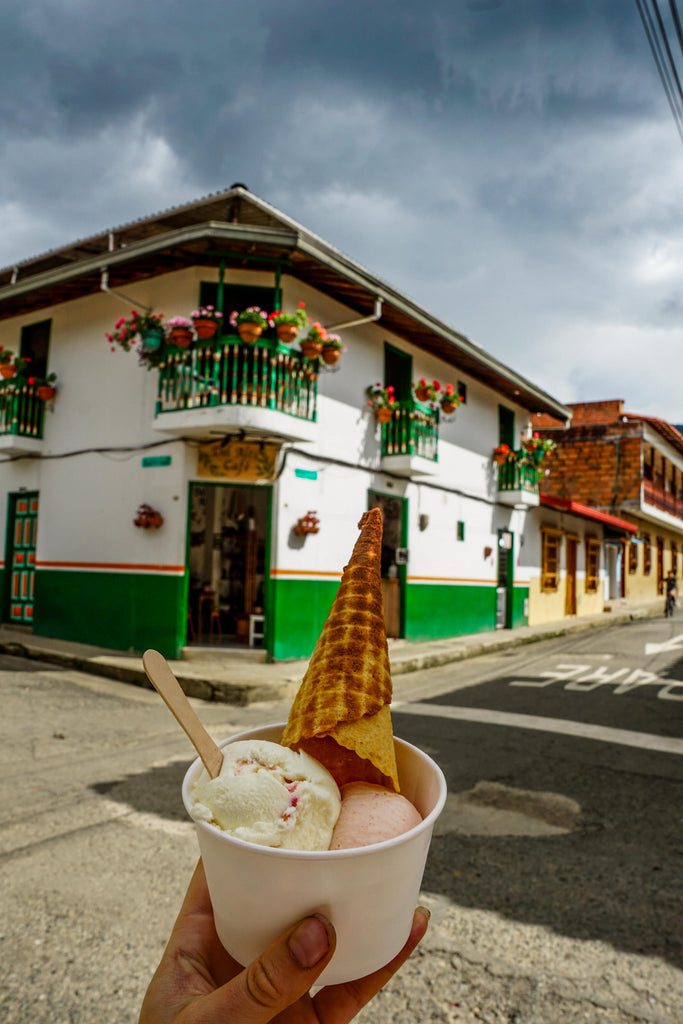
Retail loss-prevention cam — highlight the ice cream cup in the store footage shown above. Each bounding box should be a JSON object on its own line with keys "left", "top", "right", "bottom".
{"left": 182, "top": 721, "right": 447, "bottom": 986}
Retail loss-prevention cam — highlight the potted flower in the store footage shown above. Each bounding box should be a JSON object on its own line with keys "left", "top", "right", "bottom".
{"left": 191, "top": 306, "right": 223, "bottom": 340}
{"left": 300, "top": 322, "right": 328, "bottom": 359}
{"left": 366, "top": 382, "right": 396, "bottom": 423}
{"left": 413, "top": 378, "right": 441, "bottom": 404}
{"left": 440, "top": 384, "right": 461, "bottom": 416}
{"left": 321, "top": 333, "right": 344, "bottom": 366}
{"left": 529, "top": 436, "right": 556, "bottom": 463}
{"left": 133, "top": 503, "right": 164, "bottom": 529}
{"left": 166, "top": 315, "right": 194, "bottom": 348}
{"left": 106, "top": 310, "right": 165, "bottom": 354}
{"left": 29, "top": 372, "right": 58, "bottom": 402}
{"left": 492, "top": 443, "right": 515, "bottom": 466}
{"left": 270, "top": 302, "right": 309, "bottom": 344}
{"left": 229, "top": 307, "right": 270, "bottom": 343}
{"left": 0, "top": 347, "right": 17, "bottom": 379}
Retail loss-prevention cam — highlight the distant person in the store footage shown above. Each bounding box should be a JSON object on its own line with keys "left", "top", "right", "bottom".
{"left": 665, "top": 571, "right": 677, "bottom": 617}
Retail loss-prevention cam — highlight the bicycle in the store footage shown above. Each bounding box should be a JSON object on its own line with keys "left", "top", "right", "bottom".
{"left": 665, "top": 590, "right": 677, "bottom": 617}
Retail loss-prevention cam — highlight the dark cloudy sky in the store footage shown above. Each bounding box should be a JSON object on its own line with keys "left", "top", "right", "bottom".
{"left": 2, "top": 0, "right": 682, "bottom": 419}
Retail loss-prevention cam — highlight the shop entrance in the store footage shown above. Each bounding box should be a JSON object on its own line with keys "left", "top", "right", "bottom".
{"left": 187, "top": 483, "right": 270, "bottom": 647}
{"left": 367, "top": 490, "right": 407, "bottom": 639}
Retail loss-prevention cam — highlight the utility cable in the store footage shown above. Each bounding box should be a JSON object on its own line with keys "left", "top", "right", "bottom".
{"left": 636, "top": 0, "right": 683, "bottom": 143}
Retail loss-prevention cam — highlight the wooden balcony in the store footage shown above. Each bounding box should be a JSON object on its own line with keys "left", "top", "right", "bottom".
{"left": 643, "top": 478, "right": 683, "bottom": 521}
{"left": 153, "top": 337, "right": 318, "bottom": 443}
{"left": 380, "top": 399, "right": 439, "bottom": 477}
{"left": 496, "top": 458, "right": 540, "bottom": 507}
{"left": 0, "top": 381, "right": 46, "bottom": 454}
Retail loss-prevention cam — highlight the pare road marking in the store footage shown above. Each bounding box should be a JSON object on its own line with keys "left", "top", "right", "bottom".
{"left": 509, "top": 663, "right": 683, "bottom": 701}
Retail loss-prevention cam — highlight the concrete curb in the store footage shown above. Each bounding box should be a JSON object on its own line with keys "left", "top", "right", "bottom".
{"left": 0, "top": 601, "right": 664, "bottom": 703}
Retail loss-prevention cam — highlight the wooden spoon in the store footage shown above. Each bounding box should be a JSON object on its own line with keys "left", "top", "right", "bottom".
{"left": 142, "top": 649, "right": 224, "bottom": 779}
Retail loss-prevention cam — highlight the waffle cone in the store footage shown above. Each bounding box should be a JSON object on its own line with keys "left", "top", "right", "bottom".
{"left": 281, "top": 508, "right": 399, "bottom": 791}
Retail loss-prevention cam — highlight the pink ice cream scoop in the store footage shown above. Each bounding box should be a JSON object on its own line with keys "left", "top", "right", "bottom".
{"left": 330, "top": 781, "right": 422, "bottom": 850}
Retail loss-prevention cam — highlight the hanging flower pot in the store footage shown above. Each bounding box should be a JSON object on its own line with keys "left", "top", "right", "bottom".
{"left": 169, "top": 327, "right": 193, "bottom": 348}
{"left": 192, "top": 318, "right": 219, "bottom": 340}
{"left": 237, "top": 323, "right": 264, "bottom": 344}
{"left": 414, "top": 387, "right": 431, "bottom": 402}
{"left": 276, "top": 324, "right": 299, "bottom": 345}
{"left": 441, "top": 400, "right": 458, "bottom": 415}
{"left": 321, "top": 345, "right": 341, "bottom": 365}
{"left": 300, "top": 340, "right": 323, "bottom": 359}
{"left": 141, "top": 328, "right": 165, "bottom": 352}
{"left": 0, "top": 364, "right": 16, "bottom": 379}
{"left": 375, "top": 407, "right": 394, "bottom": 424}
{"left": 37, "top": 385, "right": 57, "bottom": 401}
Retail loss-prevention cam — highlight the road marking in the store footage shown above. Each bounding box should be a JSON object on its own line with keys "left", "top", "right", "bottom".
{"left": 509, "top": 663, "right": 683, "bottom": 700}
{"left": 645, "top": 633, "right": 683, "bottom": 655}
{"left": 394, "top": 703, "right": 683, "bottom": 755}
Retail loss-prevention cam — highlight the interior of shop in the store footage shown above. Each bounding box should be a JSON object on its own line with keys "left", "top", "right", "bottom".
{"left": 187, "top": 483, "right": 268, "bottom": 646}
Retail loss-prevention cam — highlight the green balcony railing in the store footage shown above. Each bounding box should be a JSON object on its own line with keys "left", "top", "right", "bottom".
{"left": 0, "top": 381, "right": 46, "bottom": 440}
{"left": 381, "top": 399, "right": 439, "bottom": 461}
{"left": 497, "top": 457, "right": 540, "bottom": 494}
{"left": 155, "top": 338, "right": 318, "bottom": 422}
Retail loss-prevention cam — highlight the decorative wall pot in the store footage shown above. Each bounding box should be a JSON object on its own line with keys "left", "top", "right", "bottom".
{"left": 141, "top": 328, "right": 165, "bottom": 353}
{"left": 293, "top": 511, "right": 320, "bottom": 535}
{"left": 321, "top": 346, "right": 341, "bottom": 365}
{"left": 300, "top": 340, "right": 323, "bottom": 359}
{"left": 375, "top": 407, "right": 394, "bottom": 424}
{"left": 134, "top": 503, "right": 164, "bottom": 529}
{"left": 169, "top": 327, "right": 194, "bottom": 348}
{"left": 193, "top": 318, "right": 219, "bottom": 340}
{"left": 0, "top": 365, "right": 16, "bottom": 379}
{"left": 414, "top": 387, "right": 431, "bottom": 403}
{"left": 276, "top": 324, "right": 299, "bottom": 344}
{"left": 237, "top": 323, "right": 264, "bottom": 343}
{"left": 441, "top": 400, "right": 458, "bottom": 415}
{"left": 37, "top": 385, "right": 57, "bottom": 401}
{"left": 492, "top": 452, "right": 508, "bottom": 466}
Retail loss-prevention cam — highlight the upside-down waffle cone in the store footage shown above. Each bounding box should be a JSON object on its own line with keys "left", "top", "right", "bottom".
{"left": 281, "top": 508, "right": 399, "bottom": 791}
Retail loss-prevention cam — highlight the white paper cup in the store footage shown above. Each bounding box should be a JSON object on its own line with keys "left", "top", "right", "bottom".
{"left": 182, "top": 722, "right": 447, "bottom": 985}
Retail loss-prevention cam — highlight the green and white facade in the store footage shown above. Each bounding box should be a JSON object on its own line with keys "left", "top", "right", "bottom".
{"left": 0, "top": 187, "right": 573, "bottom": 661}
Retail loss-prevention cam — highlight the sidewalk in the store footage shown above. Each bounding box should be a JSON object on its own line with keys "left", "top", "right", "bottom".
{"left": 0, "top": 599, "right": 662, "bottom": 705}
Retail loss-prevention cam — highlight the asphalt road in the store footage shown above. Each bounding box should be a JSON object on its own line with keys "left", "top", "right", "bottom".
{"left": 2, "top": 616, "right": 683, "bottom": 1023}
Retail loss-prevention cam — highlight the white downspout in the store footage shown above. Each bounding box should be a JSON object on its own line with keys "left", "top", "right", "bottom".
{"left": 325, "top": 297, "right": 383, "bottom": 331}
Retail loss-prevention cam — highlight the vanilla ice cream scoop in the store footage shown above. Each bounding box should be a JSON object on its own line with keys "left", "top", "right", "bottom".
{"left": 189, "top": 739, "right": 341, "bottom": 850}
{"left": 330, "top": 782, "right": 422, "bottom": 850}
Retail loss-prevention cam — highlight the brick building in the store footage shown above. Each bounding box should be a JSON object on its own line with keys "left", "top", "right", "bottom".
{"left": 533, "top": 399, "right": 683, "bottom": 606}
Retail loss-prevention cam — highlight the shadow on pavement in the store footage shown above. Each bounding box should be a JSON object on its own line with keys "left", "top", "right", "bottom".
{"left": 91, "top": 760, "right": 189, "bottom": 822}
{"left": 395, "top": 712, "right": 683, "bottom": 972}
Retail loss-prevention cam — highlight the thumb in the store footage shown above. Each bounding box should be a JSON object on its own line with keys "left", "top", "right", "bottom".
{"left": 206, "top": 914, "right": 336, "bottom": 1023}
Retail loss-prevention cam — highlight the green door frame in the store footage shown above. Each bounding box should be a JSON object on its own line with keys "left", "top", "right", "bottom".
{"left": 184, "top": 481, "right": 273, "bottom": 651}
{"left": 4, "top": 491, "right": 39, "bottom": 625}
{"left": 384, "top": 342, "right": 413, "bottom": 400}
{"left": 367, "top": 488, "right": 408, "bottom": 638}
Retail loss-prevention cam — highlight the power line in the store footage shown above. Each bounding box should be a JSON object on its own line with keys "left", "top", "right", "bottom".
{"left": 636, "top": 0, "right": 683, "bottom": 143}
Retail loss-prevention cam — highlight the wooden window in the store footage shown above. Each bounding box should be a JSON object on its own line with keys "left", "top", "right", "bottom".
{"left": 643, "top": 533, "right": 651, "bottom": 575}
{"left": 672, "top": 541, "right": 678, "bottom": 578}
{"left": 628, "top": 540, "right": 638, "bottom": 574}
{"left": 585, "top": 538, "right": 601, "bottom": 592}
{"left": 541, "top": 529, "right": 562, "bottom": 591}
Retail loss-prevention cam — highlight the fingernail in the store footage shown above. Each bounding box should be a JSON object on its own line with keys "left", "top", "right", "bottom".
{"left": 288, "top": 915, "right": 332, "bottom": 968}
{"left": 417, "top": 905, "right": 431, "bottom": 922}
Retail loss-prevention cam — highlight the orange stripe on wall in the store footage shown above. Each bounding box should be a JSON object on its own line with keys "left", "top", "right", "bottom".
{"left": 37, "top": 561, "right": 185, "bottom": 573}
{"left": 270, "top": 569, "right": 342, "bottom": 578}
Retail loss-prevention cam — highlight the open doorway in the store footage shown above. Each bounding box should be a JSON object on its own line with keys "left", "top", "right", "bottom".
{"left": 187, "top": 483, "right": 270, "bottom": 646}
{"left": 367, "top": 490, "right": 406, "bottom": 639}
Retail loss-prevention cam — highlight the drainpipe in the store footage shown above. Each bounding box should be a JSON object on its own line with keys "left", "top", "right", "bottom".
{"left": 100, "top": 267, "right": 153, "bottom": 313}
{"left": 325, "top": 297, "right": 383, "bottom": 331}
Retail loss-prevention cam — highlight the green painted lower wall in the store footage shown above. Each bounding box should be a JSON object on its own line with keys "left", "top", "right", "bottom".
{"left": 404, "top": 582, "right": 497, "bottom": 641}
{"left": 19, "top": 572, "right": 529, "bottom": 663}
{"left": 510, "top": 585, "right": 529, "bottom": 629}
{"left": 34, "top": 570, "right": 186, "bottom": 658}
{"left": 271, "top": 578, "right": 339, "bottom": 660}
{"left": 270, "top": 578, "right": 530, "bottom": 659}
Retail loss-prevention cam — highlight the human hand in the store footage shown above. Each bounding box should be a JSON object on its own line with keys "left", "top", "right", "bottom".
{"left": 139, "top": 859, "right": 429, "bottom": 1024}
